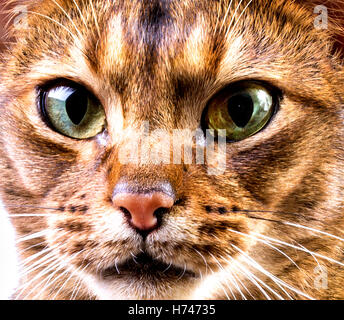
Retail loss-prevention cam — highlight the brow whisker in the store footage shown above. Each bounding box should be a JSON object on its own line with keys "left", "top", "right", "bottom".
{"left": 88, "top": 0, "right": 100, "bottom": 38}
{"left": 26, "top": 11, "right": 79, "bottom": 41}
{"left": 218, "top": 0, "right": 233, "bottom": 33}
{"left": 226, "top": 0, "right": 253, "bottom": 39}
{"left": 224, "top": 0, "right": 245, "bottom": 38}
{"left": 71, "top": 0, "right": 88, "bottom": 29}
{"left": 51, "top": 0, "right": 83, "bottom": 38}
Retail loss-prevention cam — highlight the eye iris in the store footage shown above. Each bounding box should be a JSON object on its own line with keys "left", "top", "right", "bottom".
{"left": 227, "top": 93, "right": 254, "bottom": 128}
{"left": 65, "top": 89, "right": 88, "bottom": 125}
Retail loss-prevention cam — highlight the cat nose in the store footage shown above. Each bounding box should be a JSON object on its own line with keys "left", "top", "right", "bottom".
{"left": 112, "top": 183, "right": 175, "bottom": 236}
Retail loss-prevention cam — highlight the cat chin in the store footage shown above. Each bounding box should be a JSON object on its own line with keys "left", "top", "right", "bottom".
{"left": 79, "top": 255, "right": 236, "bottom": 299}
{"left": 82, "top": 272, "right": 201, "bottom": 300}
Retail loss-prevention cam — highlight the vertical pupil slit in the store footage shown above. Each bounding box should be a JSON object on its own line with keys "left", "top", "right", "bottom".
{"left": 66, "top": 90, "right": 88, "bottom": 125}
{"left": 227, "top": 93, "right": 254, "bottom": 128}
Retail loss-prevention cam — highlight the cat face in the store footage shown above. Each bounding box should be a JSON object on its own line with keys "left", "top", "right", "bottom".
{"left": 0, "top": 0, "right": 343, "bottom": 299}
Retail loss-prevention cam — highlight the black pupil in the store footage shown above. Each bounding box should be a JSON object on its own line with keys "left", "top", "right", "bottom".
{"left": 227, "top": 93, "right": 254, "bottom": 128}
{"left": 66, "top": 89, "right": 88, "bottom": 125}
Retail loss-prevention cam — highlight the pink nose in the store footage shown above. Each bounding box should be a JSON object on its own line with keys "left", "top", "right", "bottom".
{"left": 113, "top": 192, "right": 174, "bottom": 231}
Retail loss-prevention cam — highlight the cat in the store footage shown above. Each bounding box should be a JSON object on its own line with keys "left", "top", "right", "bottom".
{"left": 0, "top": 0, "right": 343, "bottom": 300}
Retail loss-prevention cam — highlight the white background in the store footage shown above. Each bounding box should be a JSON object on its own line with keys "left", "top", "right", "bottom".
{"left": 0, "top": 199, "right": 19, "bottom": 299}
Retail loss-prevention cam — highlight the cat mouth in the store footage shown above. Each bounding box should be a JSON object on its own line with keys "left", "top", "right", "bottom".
{"left": 101, "top": 253, "right": 197, "bottom": 280}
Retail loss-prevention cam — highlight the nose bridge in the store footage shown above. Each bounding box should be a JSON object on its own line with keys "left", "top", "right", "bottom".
{"left": 113, "top": 180, "right": 176, "bottom": 200}
{"left": 107, "top": 128, "right": 185, "bottom": 198}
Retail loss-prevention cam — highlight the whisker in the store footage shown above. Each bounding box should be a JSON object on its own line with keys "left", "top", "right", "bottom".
{"left": 193, "top": 248, "right": 209, "bottom": 275}
{"left": 33, "top": 251, "right": 83, "bottom": 300}
{"left": 71, "top": 0, "right": 88, "bottom": 29}
{"left": 130, "top": 252, "right": 139, "bottom": 265}
{"left": 225, "top": 0, "right": 253, "bottom": 39}
{"left": 69, "top": 263, "right": 90, "bottom": 300}
{"left": 51, "top": 0, "right": 83, "bottom": 38}
{"left": 17, "top": 255, "right": 61, "bottom": 299}
{"left": 19, "top": 252, "right": 57, "bottom": 278}
{"left": 162, "top": 261, "right": 172, "bottom": 273}
{"left": 8, "top": 214, "right": 56, "bottom": 218}
{"left": 50, "top": 257, "right": 89, "bottom": 300}
{"left": 29, "top": 262, "right": 66, "bottom": 300}
{"left": 49, "top": 267, "right": 73, "bottom": 300}
{"left": 209, "top": 252, "right": 245, "bottom": 300}
{"left": 177, "top": 263, "right": 187, "bottom": 281}
{"left": 70, "top": 276, "right": 83, "bottom": 300}
{"left": 19, "top": 247, "right": 52, "bottom": 268}
{"left": 207, "top": 265, "right": 232, "bottom": 300}
{"left": 229, "top": 266, "right": 254, "bottom": 300}
{"left": 295, "top": 241, "right": 321, "bottom": 270}
{"left": 26, "top": 11, "right": 79, "bottom": 41}
{"left": 5, "top": 204, "right": 63, "bottom": 211}
{"left": 232, "top": 244, "right": 314, "bottom": 300}
{"left": 236, "top": 229, "right": 300, "bottom": 270}
{"left": 224, "top": 0, "right": 245, "bottom": 39}
{"left": 284, "top": 222, "right": 344, "bottom": 243}
{"left": 89, "top": 0, "right": 100, "bottom": 38}
{"left": 16, "top": 230, "right": 48, "bottom": 243}
{"left": 235, "top": 209, "right": 344, "bottom": 242}
{"left": 218, "top": 0, "right": 233, "bottom": 33}
{"left": 225, "top": 255, "right": 272, "bottom": 300}
{"left": 251, "top": 232, "right": 344, "bottom": 268}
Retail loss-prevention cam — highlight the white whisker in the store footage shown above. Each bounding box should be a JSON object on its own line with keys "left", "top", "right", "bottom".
{"left": 284, "top": 222, "right": 344, "bottom": 242}
{"left": 218, "top": 0, "right": 233, "bottom": 33}
{"left": 225, "top": 254, "right": 273, "bottom": 300}
{"left": 16, "top": 230, "right": 48, "bottom": 243}
{"left": 252, "top": 232, "right": 344, "bottom": 268}
{"left": 17, "top": 255, "right": 61, "bottom": 299}
{"left": 193, "top": 248, "right": 209, "bottom": 275}
{"left": 26, "top": 11, "right": 79, "bottom": 42}
{"left": 224, "top": 0, "right": 245, "bottom": 38}
{"left": 51, "top": 0, "right": 83, "bottom": 38}
{"left": 89, "top": 0, "right": 100, "bottom": 37}
{"left": 9, "top": 214, "right": 55, "bottom": 218}
{"left": 71, "top": 0, "right": 88, "bottom": 29}
{"left": 209, "top": 252, "right": 245, "bottom": 299}
{"left": 226, "top": 0, "right": 253, "bottom": 39}
{"left": 232, "top": 244, "right": 314, "bottom": 300}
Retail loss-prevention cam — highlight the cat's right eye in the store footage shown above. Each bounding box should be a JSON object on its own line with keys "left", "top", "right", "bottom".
{"left": 40, "top": 82, "right": 106, "bottom": 139}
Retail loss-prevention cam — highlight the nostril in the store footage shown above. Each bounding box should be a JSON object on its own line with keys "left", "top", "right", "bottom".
{"left": 154, "top": 207, "right": 170, "bottom": 216}
{"left": 153, "top": 207, "right": 170, "bottom": 224}
{"left": 119, "top": 206, "right": 131, "bottom": 219}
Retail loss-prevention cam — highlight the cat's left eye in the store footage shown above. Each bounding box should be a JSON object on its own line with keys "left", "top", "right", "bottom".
{"left": 40, "top": 82, "right": 106, "bottom": 139}
{"left": 202, "top": 82, "right": 278, "bottom": 142}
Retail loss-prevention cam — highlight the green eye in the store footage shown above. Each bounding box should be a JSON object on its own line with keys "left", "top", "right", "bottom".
{"left": 203, "top": 82, "right": 276, "bottom": 141}
{"left": 41, "top": 83, "right": 106, "bottom": 139}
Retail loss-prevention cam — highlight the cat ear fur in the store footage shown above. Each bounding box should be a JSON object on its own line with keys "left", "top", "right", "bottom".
{"left": 295, "top": 0, "right": 344, "bottom": 58}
